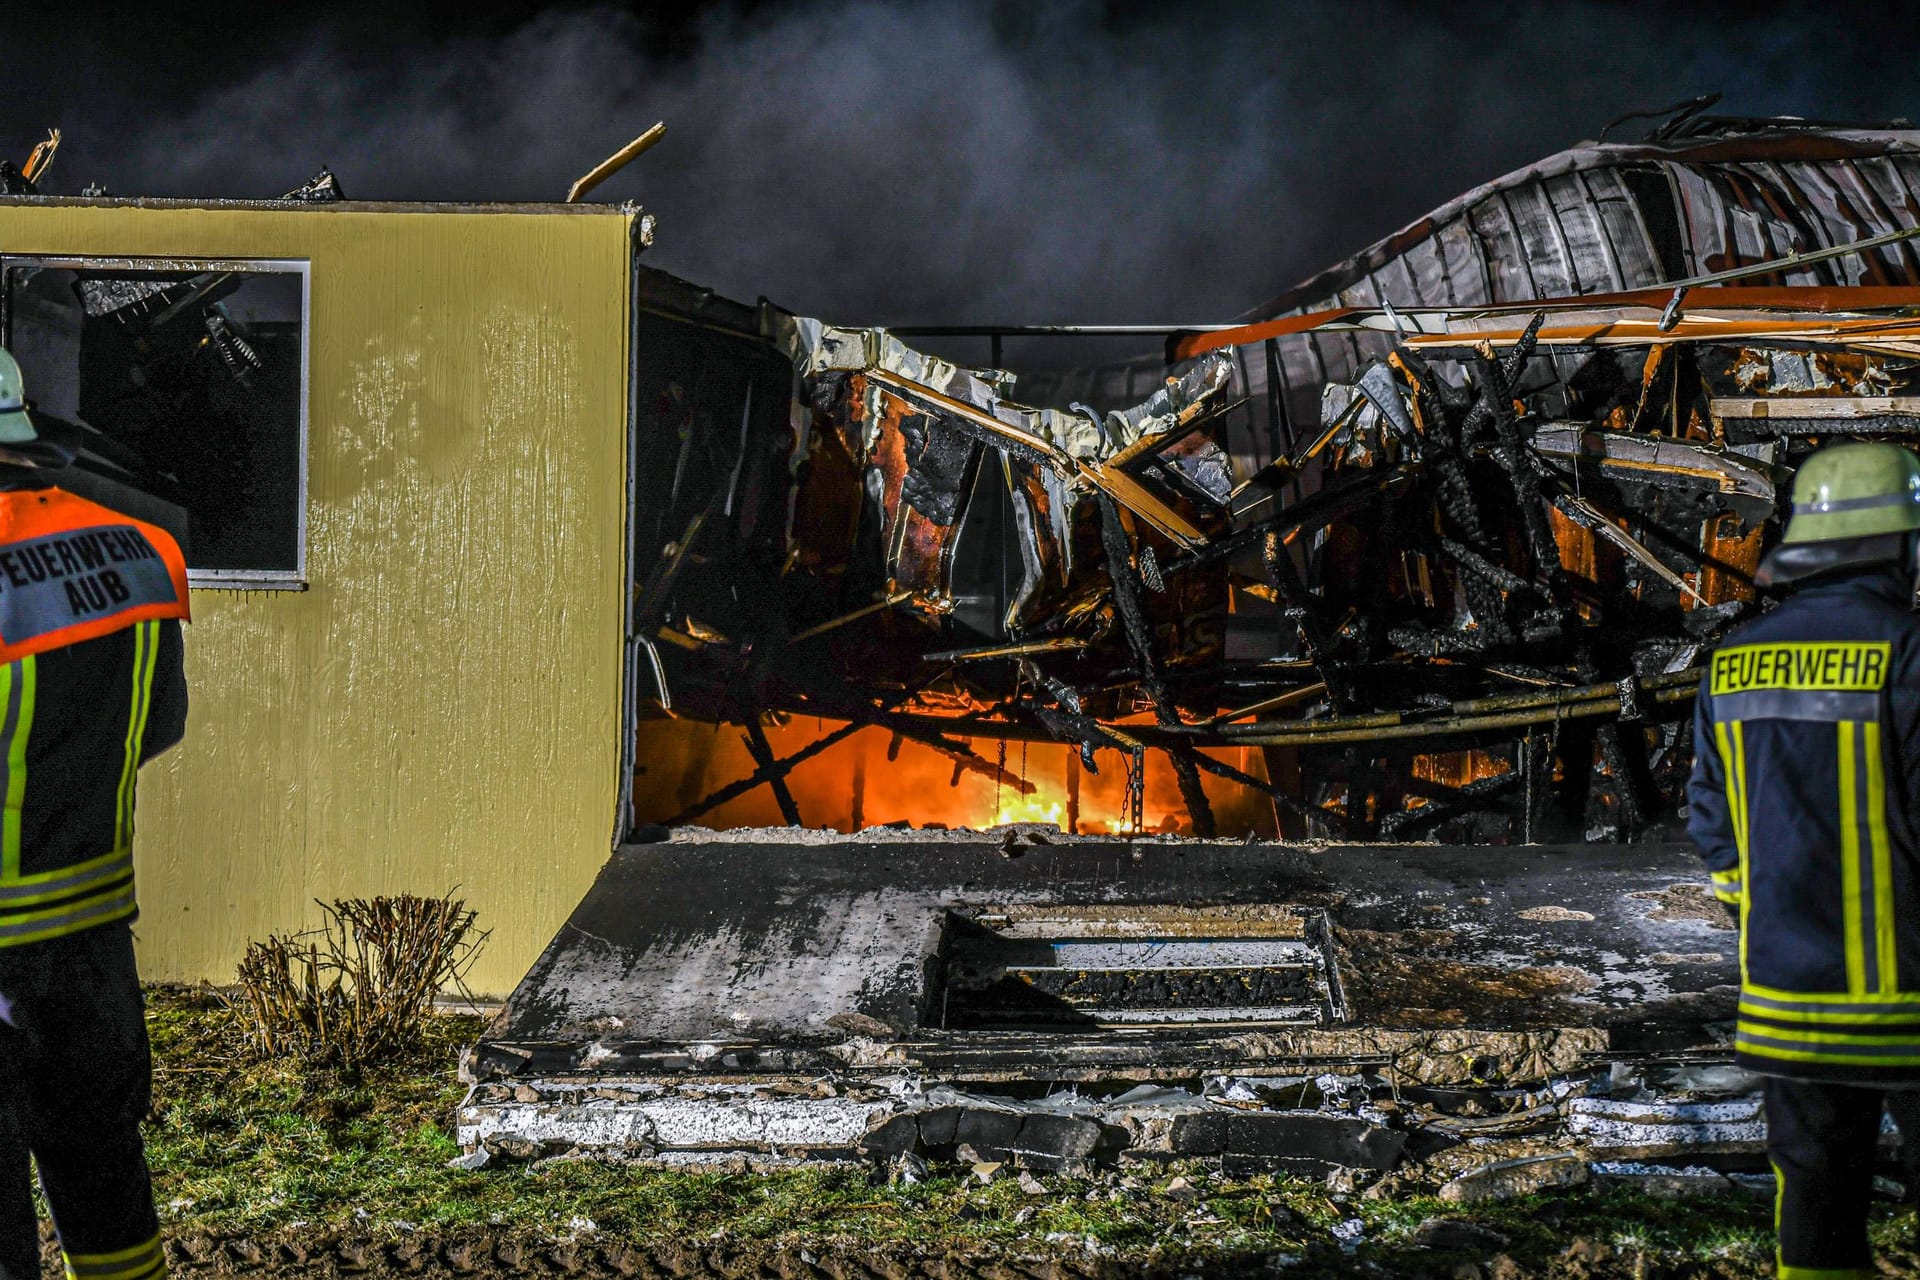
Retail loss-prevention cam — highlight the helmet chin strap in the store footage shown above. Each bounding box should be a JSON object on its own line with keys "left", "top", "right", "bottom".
{"left": 0, "top": 439, "right": 75, "bottom": 470}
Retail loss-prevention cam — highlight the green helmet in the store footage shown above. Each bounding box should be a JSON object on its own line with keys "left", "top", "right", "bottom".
{"left": 1780, "top": 442, "right": 1920, "bottom": 545}
{"left": 0, "top": 350, "right": 33, "bottom": 445}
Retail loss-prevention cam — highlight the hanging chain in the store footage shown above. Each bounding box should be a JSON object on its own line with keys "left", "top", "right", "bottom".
{"left": 995, "top": 738, "right": 1007, "bottom": 825}
{"left": 1127, "top": 746, "right": 1146, "bottom": 835}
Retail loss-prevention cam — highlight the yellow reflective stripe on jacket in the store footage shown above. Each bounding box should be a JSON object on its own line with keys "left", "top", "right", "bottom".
{"left": 1737, "top": 1033, "right": 1920, "bottom": 1067}
{"left": 1834, "top": 718, "right": 1899, "bottom": 995}
{"left": 1740, "top": 1000, "right": 1920, "bottom": 1026}
{"left": 1738, "top": 984, "right": 1920, "bottom": 1062}
{"left": 0, "top": 655, "right": 32, "bottom": 881}
{"left": 0, "top": 885, "right": 138, "bottom": 947}
{"left": 64, "top": 1233, "right": 165, "bottom": 1280}
{"left": 1714, "top": 721, "right": 1750, "bottom": 860}
{"left": 0, "top": 848, "right": 132, "bottom": 907}
{"left": 1839, "top": 720, "right": 1867, "bottom": 993}
{"left": 111, "top": 617, "right": 143, "bottom": 847}
{"left": 0, "top": 844, "right": 139, "bottom": 950}
{"left": 1710, "top": 868, "right": 1743, "bottom": 906}
{"left": 1865, "top": 719, "right": 1898, "bottom": 991}
{"left": 0, "top": 844, "right": 129, "bottom": 888}
{"left": 1743, "top": 1023, "right": 1920, "bottom": 1046}
{"left": 1742, "top": 981, "right": 1920, "bottom": 1006}
{"left": 114, "top": 620, "right": 157, "bottom": 850}
{"left": 1716, "top": 719, "right": 1752, "bottom": 972}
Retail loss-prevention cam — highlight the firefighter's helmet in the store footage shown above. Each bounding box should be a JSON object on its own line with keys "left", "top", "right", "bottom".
{"left": 0, "top": 350, "right": 33, "bottom": 444}
{"left": 1782, "top": 442, "right": 1920, "bottom": 544}
{"left": 1755, "top": 441, "right": 1920, "bottom": 587}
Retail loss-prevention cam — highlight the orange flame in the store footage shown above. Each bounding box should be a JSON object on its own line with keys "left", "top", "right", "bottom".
{"left": 631, "top": 718, "right": 1281, "bottom": 837}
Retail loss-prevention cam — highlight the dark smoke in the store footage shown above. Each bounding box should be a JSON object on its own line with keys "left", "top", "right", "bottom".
{"left": 13, "top": 2, "right": 1920, "bottom": 328}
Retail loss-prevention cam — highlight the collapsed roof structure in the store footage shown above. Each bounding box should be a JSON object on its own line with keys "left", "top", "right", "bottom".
{"left": 640, "top": 111, "right": 1920, "bottom": 844}
{"left": 470, "top": 113, "right": 1920, "bottom": 1185}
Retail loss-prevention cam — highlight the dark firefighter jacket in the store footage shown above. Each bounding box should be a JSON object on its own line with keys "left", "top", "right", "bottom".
{"left": 0, "top": 472, "right": 188, "bottom": 948}
{"left": 1689, "top": 567, "right": 1920, "bottom": 1083}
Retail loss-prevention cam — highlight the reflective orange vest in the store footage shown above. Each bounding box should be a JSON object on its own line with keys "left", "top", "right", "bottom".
{"left": 0, "top": 488, "right": 190, "bottom": 662}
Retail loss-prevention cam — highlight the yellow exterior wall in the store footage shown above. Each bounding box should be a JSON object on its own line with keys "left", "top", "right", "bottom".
{"left": 0, "top": 202, "right": 633, "bottom": 995}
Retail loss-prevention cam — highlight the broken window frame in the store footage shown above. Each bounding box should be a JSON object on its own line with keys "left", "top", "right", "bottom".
{"left": 0, "top": 254, "right": 313, "bottom": 591}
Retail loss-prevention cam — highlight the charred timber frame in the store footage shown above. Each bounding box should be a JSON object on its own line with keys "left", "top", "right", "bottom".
{"left": 646, "top": 238, "right": 1920, "bottom": 840}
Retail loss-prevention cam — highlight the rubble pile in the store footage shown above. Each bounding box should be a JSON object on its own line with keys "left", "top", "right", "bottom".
{"left": 458, "top": 1059, "right": 1796, "bottom": 1200}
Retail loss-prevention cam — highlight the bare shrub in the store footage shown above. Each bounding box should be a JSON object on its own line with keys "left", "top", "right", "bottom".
{"left": 235, "top": 893, "right": 486, "bottom": 1067}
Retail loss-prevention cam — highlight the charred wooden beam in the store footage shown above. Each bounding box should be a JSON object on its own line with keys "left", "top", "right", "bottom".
{"left": 743, "top": 720, "right": 804, "bottom": 827}
{"left": 786, "top": 690, "right": 1038, "bottom": 797}
{"left": 1094, "top": 493, "right": 1216, "bottom": 837}
{"left": 667, "top": 718, "right": 865, "bottom": 827}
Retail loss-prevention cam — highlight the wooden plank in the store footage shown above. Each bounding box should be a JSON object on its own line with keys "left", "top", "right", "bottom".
{"left": 862, "top": 365, "right": 1207, "bottom": 549}
{"left": 1712, "top": 395, "right": 1920, "bottom": 420}
{"left": 566, "top": 123, "right": 667, "bottom": 202}
{"left": 1076, "top": 461, "right": 1206, "bottom": 549}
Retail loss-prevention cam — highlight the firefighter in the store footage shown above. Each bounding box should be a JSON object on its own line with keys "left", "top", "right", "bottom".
{"left": 0, "top": 349, "right": 189, "bottom": 1280}
{"left": 1689, "top": 439, "right": 1920, "bottom": 1278}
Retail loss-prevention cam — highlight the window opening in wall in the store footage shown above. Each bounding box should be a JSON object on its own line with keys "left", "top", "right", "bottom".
{"left": 0, "top": 258, "right": 309, "bottom": 586}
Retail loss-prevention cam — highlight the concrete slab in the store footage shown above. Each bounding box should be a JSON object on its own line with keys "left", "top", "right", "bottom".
{"left": 471, "top": 835, "right": 1737, "bottom": 1083}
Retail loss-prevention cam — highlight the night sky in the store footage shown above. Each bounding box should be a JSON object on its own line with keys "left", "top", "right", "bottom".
{"left": 7, "top": 2, "right": 1920, "bottom": 331}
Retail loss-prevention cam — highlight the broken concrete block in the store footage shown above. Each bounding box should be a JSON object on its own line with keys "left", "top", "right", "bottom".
{"left": 1167, "top": 1111, "right": 1227, "bottom": 1155}
{"left": 1438, "top": 1152, "right": 1588, "bottom": 1203}
{"left": 857, "top": 1113, "right": 920, "bottom": 1158}
{"left": 915, "top": 1105, "right": 962, "bottom": 1147}
{"left": 1223, "top": 1113, "right": 1407, "bottom": 1172}
{"left": 1010, "top": 1112, "right": 1106, "bottom": 1169}
{"left": 952, "top": 1107, "right": 1024, "bottom": 1154}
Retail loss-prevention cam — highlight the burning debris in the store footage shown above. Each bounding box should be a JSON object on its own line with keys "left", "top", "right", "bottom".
{"left": 641, "top": 292, "right": 1907, "bottom": 842}
{"left": 636, "top": 117, "right": 1920, "bottom": 843}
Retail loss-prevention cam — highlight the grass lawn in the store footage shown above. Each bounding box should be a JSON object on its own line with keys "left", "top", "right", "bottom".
{"left": 138, "top": 986, "right": 1915, "bottom": 1276}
